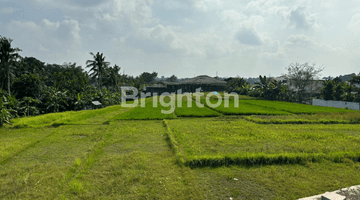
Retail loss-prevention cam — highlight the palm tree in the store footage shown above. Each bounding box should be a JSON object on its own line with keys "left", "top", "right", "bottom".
{"left": 86, "top": 52, "right": 110, "bottom": 90}
{"left": 109, "top": 64, "right": 121, "bottom": 91}
{"left": 0, "top": 36, "right": 22, "bottom": 95}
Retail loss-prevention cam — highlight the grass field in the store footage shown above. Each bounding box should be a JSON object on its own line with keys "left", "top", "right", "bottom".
{"left": 246, "top": 112, "right": 360, "bottom": 124}
{"left": 203, "top": 92, "right": 259, "bottom": 100}
{"left": 198, "top": 97, "right": 291, "bottom": 115}
{"left": 113, "top": 97, "right": 176, "bottom": 120}
{"left": 165, "top": 118, "right": 360, "bottom": 167}
{"left": 11, "top": 104, "right": 132, "bottom": 128}
{"left": 174, "top": 95, "right": 220, "bottom": 117}
{"left": 244, "top": 100, "right": 357, "bottom": 114}
{"left": 2, "top": 96, "right": 360, "bottom": 199}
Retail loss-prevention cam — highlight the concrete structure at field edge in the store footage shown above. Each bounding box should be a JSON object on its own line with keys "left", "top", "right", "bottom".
{"left": 298, "top": 184, "right": 360, "bottom": 200}
{"left": 145, "top": 75, "right": 226, "bottom": 94}
{"left": 312, "top": 99, "right": 360, "bottom": 110}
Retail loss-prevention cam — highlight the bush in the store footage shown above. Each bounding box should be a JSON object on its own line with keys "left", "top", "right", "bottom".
{"left": 0, "top": 96, "right": 13, "bottom": 126}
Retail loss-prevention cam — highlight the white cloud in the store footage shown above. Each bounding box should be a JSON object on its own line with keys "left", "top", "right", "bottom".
{"left": 236, "top": 27, "right": 262, "bottom": 46}
{"left": 348, "top": 13, "right": 360, "bottom": 34}
{"left": 285, "top": 35, "right": 316, "bottom": 46}
{"left": 0, "top": 7, "right": 14, "bottom": 14}
{"left": 183, "top": 18, "right": 194, "bottom": 24}
{"left": 287, "top": 6, "right": 317, "bottom": 29}
{"left": 5, "top": 18, "right": 82, "bottom": 64}
{"left": 39, "top": 44, "right": 49, "bottom": 52}
{"left": 186, "top": 0, "right": 222, "bottom": 11}
{"left": 1, "top": 0, "right": 360, "bottom": 77}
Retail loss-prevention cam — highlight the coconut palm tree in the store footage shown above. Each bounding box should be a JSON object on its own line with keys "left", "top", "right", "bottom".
{"left": 0, "top": 36, "right": 22, "bottom": 95}
{"left": 108, "top": 64, "right": 121, "bottom": 91}
{"left": 86, "top": 52, "right": 110, "bottom": 90}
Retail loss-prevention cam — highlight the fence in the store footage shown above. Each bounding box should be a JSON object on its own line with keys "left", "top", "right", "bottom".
{"left": 312, "top": 99, "right": 360, "bottom": 110}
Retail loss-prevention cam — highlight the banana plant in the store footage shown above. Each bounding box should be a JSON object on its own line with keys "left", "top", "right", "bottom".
{"left": 0, "top": 96, "right": 13, "bottom": 126}
{"left": 46, "top": 89, "right": 69, "bottom": 113}
{"left": 74, "top": 92, "right": 90, "bottom": 110}
{"left": 21, "top": 97, "right": 41, "bottom": 117}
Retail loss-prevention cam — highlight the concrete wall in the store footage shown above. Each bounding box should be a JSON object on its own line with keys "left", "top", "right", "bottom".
{"left": 312, "top": 99, "right": 360, "bottom": 110}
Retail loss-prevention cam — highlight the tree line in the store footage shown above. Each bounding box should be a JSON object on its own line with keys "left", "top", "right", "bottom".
{"left": 0, "top": 36, "right": 159, "bottom": 126}
{"left": 1, "top": 35, "right": 360, "bottom": 126}
{"left": 225, "top": 63, "right": 360, "bottom": 103}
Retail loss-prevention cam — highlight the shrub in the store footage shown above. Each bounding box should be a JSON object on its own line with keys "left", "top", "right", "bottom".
{"left": 0, "top": 96, "right": 13, "bottom": 126}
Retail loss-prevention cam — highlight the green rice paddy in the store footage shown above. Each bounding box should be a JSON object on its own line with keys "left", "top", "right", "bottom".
{"left": 244, "top": 100, "right": 356, "bottom": 114}
{"left": 2, "top": 95, "right": 360, "bottom": 199}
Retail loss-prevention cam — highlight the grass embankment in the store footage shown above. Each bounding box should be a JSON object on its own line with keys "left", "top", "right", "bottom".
{"left": 244, "top": 100, "right": 357, "bottom": 114}
{"left": 11, "top": 104, "right": 131, "bottom": 128}
{"left": 165, "top": 118, "right": 360, "bottom": 167}
{"left": 246, "top": 112, "right": 360, "bottom": 124}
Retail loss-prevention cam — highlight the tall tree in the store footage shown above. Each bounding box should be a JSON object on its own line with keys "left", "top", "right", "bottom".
{"left": 321, "top": 79, "right": 334, "bottom": 100}
{"left": 106, "top": 64, "right": 121, "bottom": 91}
{"left": 86, "top": 52, "right": 110, "bottom": 89}
{"left": 139, "top": 72, "right": 158, "bottom": 84}
{"left": 333, "top": 82, "right": 345, "bottom": 101}
{"left": 349, "top": 75, "right": 360, "bottom": 102}
{"left": 285, "top": 63, "right": 324, "bottom": 102}
{"left": 0, "top": 36, "right": 22, "bottom": 95}
{"left": 166, "top": 75, "right": 177, "bottom": 82}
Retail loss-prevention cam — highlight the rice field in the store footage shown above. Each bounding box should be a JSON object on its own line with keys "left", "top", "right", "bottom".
{"left": 114, "top": 97, "right": 176, "bottom": 120}
{"left": 246, "top": 112, "right": 360, "bottom": 124}
{"left": 198, "top": 97, "right": 291, "bottom": 115}
{"left": 174, "top": 95, "right": 220, "bottom": 117}
{"left": 243, "top": 100, "right": 357, "bottom": 114}
{"left": 164, "top": 118, "right": 360, "bottom": 168}
{"left": 2, "top": 96, "right": 360, "bottom": 199}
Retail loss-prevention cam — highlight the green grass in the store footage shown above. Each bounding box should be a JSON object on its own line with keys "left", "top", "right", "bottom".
{"left": 197, "top": 97, "right": 291, "bottom": 115}
{"left": 59, "top": 121, "right": 201, "bottom": 199}
{"left": 203, "top": 92, "right": 259, "bottom": 100}
{"left": 165, "top": 118, "right": 360, "bottom": 167}
{"left": 193, "top": 161, "right": 360, "bottom": 199}
{"left": 174, "top": 95, "right": 220, "bottom": 117}
{"left": 244, "top": 100, "right": 357, "bottom": 114}
{"left": 0, "top": 127, "right": 54, "bottom": 162}
{"left": 0, "top": 125, "right": 108, "bottom": 199}
{"left": 11, "top": 104, "right": 130, "bottom": 128}
{"left": 3, "top": 99, "right": 360, "bottom": 199}
{"left": 114, "top": 97, "right": 176, "bottom": 120}
{"left": 246, "top": 112, "right": 360, "bottom": 124}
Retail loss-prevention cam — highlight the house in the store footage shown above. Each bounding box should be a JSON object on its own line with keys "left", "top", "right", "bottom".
{"left": 145, "top": 75, "right": 226, "bottom": 95}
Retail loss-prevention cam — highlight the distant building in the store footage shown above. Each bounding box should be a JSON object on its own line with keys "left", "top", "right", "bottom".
{"left": 274, "top": 76, "right": 323, "bottom": 94}
{"left": 145, "top": 75, "right": 226, "bottom": 95}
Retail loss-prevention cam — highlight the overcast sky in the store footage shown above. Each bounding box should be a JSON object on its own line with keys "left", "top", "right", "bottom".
{"left": 1, "top": 0, "right": 360, "bottom": 78}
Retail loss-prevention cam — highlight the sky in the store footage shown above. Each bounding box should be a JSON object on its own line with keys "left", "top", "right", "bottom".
{"left": 0, "top": 0, "right": 360, "bottom": 78}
